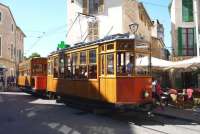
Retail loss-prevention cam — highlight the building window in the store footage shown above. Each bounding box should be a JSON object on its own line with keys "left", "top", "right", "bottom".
{"left": 11, "top": 24, "right": 14, "bottom": 32}
{"left": 88, "top": 20, "right": 99, "bottom": 41}
{"left": 0, "top": 36, "right": 1, "bottom": 56}
{"left": 14, "top": 47, "right": 16, "bottom": 57}
{"left": 178, "top": 27, "right": 196, "bottom": 56}
{"left": 83, "top": 0, "right": 104, "bottom": 14}
{"left": 89, "top": 0, "right": 99, "bottom": 14}
{"left": 182, "top": 0, "right": 193, "bottom": 22}
{"left": 19, "top": 49, "right": 21, "bottom": 62}
{"left": 11, "top": 44, "right": 13, "bottom": 59}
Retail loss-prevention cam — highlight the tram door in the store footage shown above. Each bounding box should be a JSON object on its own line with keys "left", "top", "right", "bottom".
{"left": 99, "top": 54, "right": 106, "bottom": 101}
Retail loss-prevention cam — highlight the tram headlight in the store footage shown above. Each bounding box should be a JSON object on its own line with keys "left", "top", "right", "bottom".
{"left": 143, "top": 90, "right": 149, "bottom": 98}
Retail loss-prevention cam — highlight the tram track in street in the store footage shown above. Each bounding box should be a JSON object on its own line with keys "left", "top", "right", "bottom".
{"left": 150, "top": 114, "right": 200, "bottom": 133}
{"left": 94, "top": 109, "right": 200, "bottom": 134}
{"left": 60, "top": 99, "right": 200, "bottom": 134}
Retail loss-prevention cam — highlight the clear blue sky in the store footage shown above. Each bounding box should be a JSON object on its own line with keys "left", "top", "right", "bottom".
{"left": 0, "top": 0, "right": 171, "bottom": 57}
{"left": 139, "top": 0, "right": 171, "bottom": 51}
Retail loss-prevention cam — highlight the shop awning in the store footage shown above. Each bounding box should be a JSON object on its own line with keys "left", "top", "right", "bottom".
{"left": 136, "top": 56, "right": 173, "bottom": 68}
{"left": 166, "top": 57, "right": 200, "bottom": 71}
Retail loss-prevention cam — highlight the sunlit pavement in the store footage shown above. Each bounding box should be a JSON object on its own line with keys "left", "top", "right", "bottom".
{"left": 0, "top": 91, "right": 200, "bottom": 134}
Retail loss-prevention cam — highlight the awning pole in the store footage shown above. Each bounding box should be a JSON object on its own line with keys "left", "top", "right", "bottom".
{"left": 194, "top": 0, "right": 200, "bottom": 57}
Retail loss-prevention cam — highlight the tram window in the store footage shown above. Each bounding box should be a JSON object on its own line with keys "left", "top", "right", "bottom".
{"left": 79, "top": 51, "right": 87, "bottom": 79}
{"left": 80, "top": 51, "right": 86, "bottom": 65}
{"left": 117, "top": 52, "right": 134, "bottom": 76}
{"left": 53, "top": 57, "right": 59, "bottom": 78}
{"left": 89, "top": 49, "right": 97, "bottom": 79}
{"left": 107, "top": 44, "right": 114, "bottom": 50}
{"left": 117, "top": 43, "right": 133, "bottom": 50}
{"left": 126, "top": 53, "right": 134, "bottom": 75}
{"left": 64, "top": 55, "right": 72, "bottom": 78}
{"left": 59, "top": 58, "right": 65, "bottom": 78}
{"left": 48, "top": 62, "right": 52, "bottom": 75}
{"left": 32, "top": 64, "right": 43, "bottom": 75}
{"left": 43, "top": 64, "right": 47, "bottom": 75}
{"left": 79, "top": 65, "right": 88, "bottom": 79}
{"left": 117, "top": 53, "right": 126, "bottom": 74}
{"left": 89, "top": 49, "right": 96, "bottom": 64}
{"left": 107, "top": 53, "right": 114, "bottom": 75}
{"left": 89, "top": 65, "right": 97, "bottom": 79}
{"left": 101, "top": 55, "right": 104, "bottom": 75}
{"left": 100, "top": 45, "right": 105, "bottom": 52}
{"left": 72, "top": 53, "right": 79, "bottom": 79}
{"left": 72, "top": 53, "right": 78, "bottom": 66}
{"left": 135, "top": 53, "right": 150, "bottom": 75}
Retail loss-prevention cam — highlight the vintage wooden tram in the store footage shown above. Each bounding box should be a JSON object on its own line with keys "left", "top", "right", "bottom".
{"left": 47, "top": 37, "right": 152, "bottom": 109}
{"left": 18, "top": 57, "right": 47, "bottom": 94}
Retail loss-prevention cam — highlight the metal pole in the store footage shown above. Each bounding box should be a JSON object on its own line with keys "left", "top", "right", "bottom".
{"left": 194, "top": 0, "right": 200, "bottom": 57}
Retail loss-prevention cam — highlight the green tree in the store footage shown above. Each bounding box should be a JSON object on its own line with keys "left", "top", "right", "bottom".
{"left": 28, "top": 52, "right": 41, "bottom": 59}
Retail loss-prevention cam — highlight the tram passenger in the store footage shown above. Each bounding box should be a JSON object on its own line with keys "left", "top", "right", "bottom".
{"left": 127, "top": 56, "right": 134, "bottom": 75}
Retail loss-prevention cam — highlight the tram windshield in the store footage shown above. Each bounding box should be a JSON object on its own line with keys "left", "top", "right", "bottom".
{"left": 135, "top": 53, "right": 151, "bottom": 76}
{"left": 32, "top": 63, "right": 47, "bottom": 76}
{"left": 116, "top": 41, "right": 151, "bottom": 76}
{"left": 117, "top": 52, "right": 134, "bottom": 75}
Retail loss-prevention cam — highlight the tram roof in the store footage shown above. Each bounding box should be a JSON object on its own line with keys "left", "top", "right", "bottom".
{"left": 50, "top": 34, "right": 148, "bottom": 56}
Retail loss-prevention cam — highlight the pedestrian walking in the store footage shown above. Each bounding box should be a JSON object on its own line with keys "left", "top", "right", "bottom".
{"left": 0, "top": 77, "right": 3, "bottom": 91}
{"left": 155, "top": 80, "right": 164, "bottom": 109}
{"left": 152, "top": 78, "right": 157, "bottom": 98}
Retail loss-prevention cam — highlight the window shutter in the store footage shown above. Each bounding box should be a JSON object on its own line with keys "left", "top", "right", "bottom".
{"left": 193, "top": 28, "right": 197, "bottom": 56}
{"left": 98, "top": 0, "right": 104, "bottom": 13}
{"left": 178, "top": 27, "right": 183, "bottom": 56}
{"left": 83, "top": 0, "right": 88, "bottom": 14}
{"left": 182, "top": 0, "right": 193, "bottom": 22}
{"left": 188, "top": 0, "right": 194, "bottom": 21}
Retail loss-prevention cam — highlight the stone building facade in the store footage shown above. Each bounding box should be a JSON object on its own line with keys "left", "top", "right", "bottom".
{"left": 0, "top": 3, "right": 25, "bottom": 76}
{"left": 67, "top": 0, "right": 166, "bottom": 59}
{"left": 170, "top": 0, "right": 200, "bottom": 58}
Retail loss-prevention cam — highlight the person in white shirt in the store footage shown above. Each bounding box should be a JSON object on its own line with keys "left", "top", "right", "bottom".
{"left": 152, "top": 78, "right": 157, "bottom": 98}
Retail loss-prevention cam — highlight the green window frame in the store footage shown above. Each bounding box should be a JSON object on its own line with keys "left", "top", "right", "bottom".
{"left": 182, "top": 0, "right": 194, "bottom": 22}
{"left": 178, "top": 27, "right": 196, "bottom": 56}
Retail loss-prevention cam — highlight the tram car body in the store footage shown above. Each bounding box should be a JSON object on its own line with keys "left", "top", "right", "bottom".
{"left": 18, "top": 57, "right": 47, "bottom": 93}
{"left": 47, "top": 37, "right": 152, "bottom": 109}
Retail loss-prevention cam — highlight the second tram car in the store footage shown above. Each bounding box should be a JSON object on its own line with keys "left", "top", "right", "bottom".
{"left": 47, "top": 37, "right": 152, "bottom": 109}
{"left": 18, "top": 57, "right": 47, "bottom": 94}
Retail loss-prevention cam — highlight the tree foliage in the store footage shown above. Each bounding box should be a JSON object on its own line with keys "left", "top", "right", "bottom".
{"left": 28, "top": 52, "right": 41, "bottom": 59}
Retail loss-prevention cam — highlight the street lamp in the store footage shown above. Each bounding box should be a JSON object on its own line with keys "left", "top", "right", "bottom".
{"left": 129, "top": 23, "right": 139, "bottom": 35}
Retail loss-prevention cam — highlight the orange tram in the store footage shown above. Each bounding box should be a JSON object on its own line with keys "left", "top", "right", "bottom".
{"left": 47, "top": 37, "right": 152, "bottom": 110}
{"left": 18, "top": 57, "right": 47, "bottom": 94}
